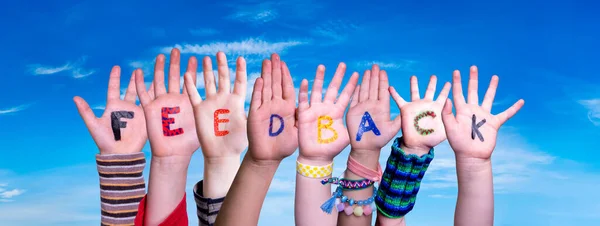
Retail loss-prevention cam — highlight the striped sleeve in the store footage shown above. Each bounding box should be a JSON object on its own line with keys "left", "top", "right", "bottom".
{"left": 96, "top": 152, "right": 146, "bottom": 226}
{"left": 193, "top": 181, "right": 225, "bottom": 226}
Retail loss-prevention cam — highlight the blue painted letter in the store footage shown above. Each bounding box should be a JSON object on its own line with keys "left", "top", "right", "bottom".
{"left": 356, "top": 112, "right": 381, "bottom": 141}
{"left": 269, "top": 114, "right": 284, "bottom": 136}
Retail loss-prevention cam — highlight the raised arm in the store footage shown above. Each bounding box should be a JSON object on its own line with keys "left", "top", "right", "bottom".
{"left": 295, "top": 62, "right": 358, "bottom": 226}
{"left": 134, "top": 48, "right": 201, "bottom": 225}
{"left": 339, "top": 65, "right": 403, "bottom": 226}
{"left": 184, "top": 52, "right": 248, "bottom": 225}
{"left": 441, "top": 66, "right": 524, "bottom": 226}
{"left": 374, "top": 74, "right": 451, "bottom": 226}
{"left": 215, "top": 53, "right": 298, "bottom": 226}
{"left": 73, "top": 66, "right": 149, "bottom": 226}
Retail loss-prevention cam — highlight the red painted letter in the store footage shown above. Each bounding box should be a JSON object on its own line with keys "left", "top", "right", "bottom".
{"left": 214, "top": 109, "right": 230, "bottom": 136}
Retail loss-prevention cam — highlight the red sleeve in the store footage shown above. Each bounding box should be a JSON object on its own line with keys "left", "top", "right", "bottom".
{"left": 134, "top": 193, "right": 188, "bottom": 226}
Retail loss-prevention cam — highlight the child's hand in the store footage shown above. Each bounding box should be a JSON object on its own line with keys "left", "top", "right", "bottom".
{"left": 134, "top": 48, "right": 201, "bottom": 157}
{"left": 389, "top": 75, "right": 451, "bottom": 155}
{"left": 184, "top": 52, "right": 248, "bottom": 160}
{"left": 298, "top": 63, "right": 359, "bottom": 164}
{"left": 442, "top": 66, "right": 524, "bottom": 160}
{"left": 247, "top": 54, "right": 298, "bottom": 164}
{"left": 346, "top": 65, "right": 401, "bottom": 153}
{"left": 74, "top": 66, "right": 149, "bottom": 155}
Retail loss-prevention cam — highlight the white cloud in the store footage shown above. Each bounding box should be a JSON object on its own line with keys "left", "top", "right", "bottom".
{"left": 162, "top": 38, "right": 305, "bottom": 58}
{"left": 0, "top": 189, "right": 25, "bottom": 199}
{"left": 356, "top": 60, "right": 418, "bottom": 71}
{"left": 311, "top": 20, "right": 359, "bottom": 44}
{"left": 189, "top": 28, "right": 219, "bottom": 36}
{"left": 29, "top": 57, "right": 95, "bottom": 79}
{"left": 91, "top": 105, "right": 105, "bottom": 110}
{"left": 578, "top": 99, "right": 600, "bottom": 126}
{"left": 245, "top": 72, "right": 262, "bottom": 103}
{"left": 0, "top": 104, "right": 31, "bottom": 115}
{"left": 428, "top": 194, "right": 455, "bottom": 199}
{"left": 228, "top": 6, "right": 278, "bottom": 24}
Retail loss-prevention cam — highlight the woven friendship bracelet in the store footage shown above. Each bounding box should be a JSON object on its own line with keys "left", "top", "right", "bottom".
{"left": 347, "top": 155, "right": 383, "bottom": 181}
{"left": 321, "top": 177, "right": 375, "bottom": 190}
{"left": 296, "top": 161, "right": 333, "bottom": 178}
{"left": 375, "top": 137, "right": 434, "bottom": 218}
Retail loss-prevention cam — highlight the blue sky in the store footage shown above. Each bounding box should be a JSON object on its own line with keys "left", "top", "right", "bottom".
{"left": 1, "top": 0, "right": 599, "bottom": 225}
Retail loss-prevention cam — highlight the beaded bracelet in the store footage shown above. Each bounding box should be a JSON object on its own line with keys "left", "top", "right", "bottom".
{"left": 321, "top": 185, "right": 377, "bottom": 216}
{"left": 375, "top": 137, "right": 434, "bottom": 218}
{"left": 321, "top": 177, "right": 375, "bottom": 190}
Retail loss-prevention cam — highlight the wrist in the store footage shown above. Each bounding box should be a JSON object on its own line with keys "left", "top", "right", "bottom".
{"left": 203, "top": 155, "right": 241, "bottom": 198}
{"left": 297, "top": 155, "right": 333, "bottom": 166}
{"left": 150, "top": 155, "right": 191, "bottom": 174}
{"left": 455, "top": 156, "right": 492, "bottom": 174}
{"left": 349, "top": 148, "right": 381, "bottom": 170}
{"left": 399, "top": 139, "right": 430, "bottom": 157}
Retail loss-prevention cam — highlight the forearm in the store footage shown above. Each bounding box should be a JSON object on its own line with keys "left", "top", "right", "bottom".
{"left": 214, "top": 154, "right": 279, "bottom": 226}
{"left": 96, "top": 152, "right": 146, "bottom": 225}
{"left": 203, "top": 155, "right": 241, "bottom": 198}
{"left": 337, "top": 150, "right": 380, "bottom": 226}
{"left": 454, "top": 157, "right": 493, "bottom": 226}
{"left": 145, "top": 155, "right": 191, "bottom": 225}
{"left": 295, "top": 157, "right": 336, "bottom": 226}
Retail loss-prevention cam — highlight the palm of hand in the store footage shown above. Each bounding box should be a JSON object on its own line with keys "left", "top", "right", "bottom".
{"left": 194, "top": 94, "right": 247, "bottom": 157}
{"left": 95, "top": 102, "right": 147, "bottom": 154}
{"left": 400, "top": 100, "right": 447, "bottom": 150}
{"left": 298, "top": 103, "right": 349, "bottom": 160}
{"left": 144, "top": 94, "right": 200, "bottom": 157}
{"left": 446, "top": 106, "right": 499, "bottom": 159}
{"left": 346, "top": 101, "right": 395, "bottom": 150}
{"left": 248, "top": 98, "right": 298, "bottom": 161}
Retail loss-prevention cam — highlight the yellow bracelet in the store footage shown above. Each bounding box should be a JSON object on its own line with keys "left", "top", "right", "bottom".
{"left": 296, "top": 161, "right": 333, "bottom": 178}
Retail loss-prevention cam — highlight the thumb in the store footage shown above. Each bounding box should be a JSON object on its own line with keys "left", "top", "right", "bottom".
{"left": 391, "top": 112, "right": 402, "bottom": 134}
{"left": 73, "top": 96, "right": 97, "bottom": 128}
{"left": 441, "top": 99, "right": 457, "bottom": 132}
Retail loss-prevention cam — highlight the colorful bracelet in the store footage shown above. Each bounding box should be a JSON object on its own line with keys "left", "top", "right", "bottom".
{"left": 321, "top": 185, "right": 377, "bottom": 216}
{"left": 321, "top": 177, "right": 375, "bottom": 190}
{"left": 375, "top": 137, "right": 434, "bottom": 218}
{"left": 296, "top": 161, "right": 333, "bottom": 178}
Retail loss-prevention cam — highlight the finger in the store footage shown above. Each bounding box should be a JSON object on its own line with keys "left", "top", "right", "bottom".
{"left": 168, "top": 48, "right": 181, "bottom": 93}
{"left": 350, "top": 85, "right": 360, "bottom": 108}
{"left": 410, "top": 75, "right": 420, "bottom": 101}
{"left": 424, "top": 75, "right": 437, "bottom": 100}
{"left": 233, "top": 56, "right": 248, "bottom": 96}
{"left": 467, "top": 65, "right": 479, "bottom": 105}
{"left": 124, "top": 70, "right": 137, "bottom": 103}
{"left": 359, "top": 70, "right": 370, "bottom": 102}
{"left": 369, "top": 64, "right": 380, "bottom": 100}
{"left": 148, "top": 82, "right": 155, "bottom": 100}
{"left": 495, "top": 99, "right": 525, "bottom": 125}
{"left": 452, "top": 70, "right": 467, "bottom": 106}
{"left": 298, "top": 79, "right": 310, "bottom": 111}
{"left": 435, "top": 82, "right": 451, "bottom": 104}
{"left": 153, "top": 54, "right": 167, "bottom": 96}
{"left": 389, "top": 86, "right": 407, "bottom": 109}
{"left": 216, "top": 52, "right": 231, "bottom": 93}
{"left": 271, "top": 53, "right": 283, "bottom": 99}
{"left": 203, "top": 56, "right": 217, "bottom": 97}
{"left": 335, "top": 71, "right": 358, "bottom": 107}
{"left": 184, "top": 72, "right": 202, "bottom": 106}
{"left": 249, "top": 77, "right": 263, "bottom": 111}
{"left": 324, "top": 62, "right": 347, "bottom": 104}
{"left": 261, "top": 59, "right": 272, "bottom": 102}
{"left": 183, "top": 56, "right": 198, "bottom": 96}
{"left": 73, "top": 96, "right": 97, "bottom": 128}
{"left": 481, "top": 75, "right": 499, "bottom": 112}
{"left": 310, "top": 65, "right": 325, "bottom": 104}
{"left": 378, "top": 70, "right": 390, "bottom": 102}
{"left": 134, "top": 69, "right": 151, "bottom": 106}
{"left": 441, "top": 99, "right": 458, "bottom": 131}
{"left": 107, "top": 66, "right": 121, "bottom": 101}
{"left": 281, "top": 61, "right": 295, "bottom": 101}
